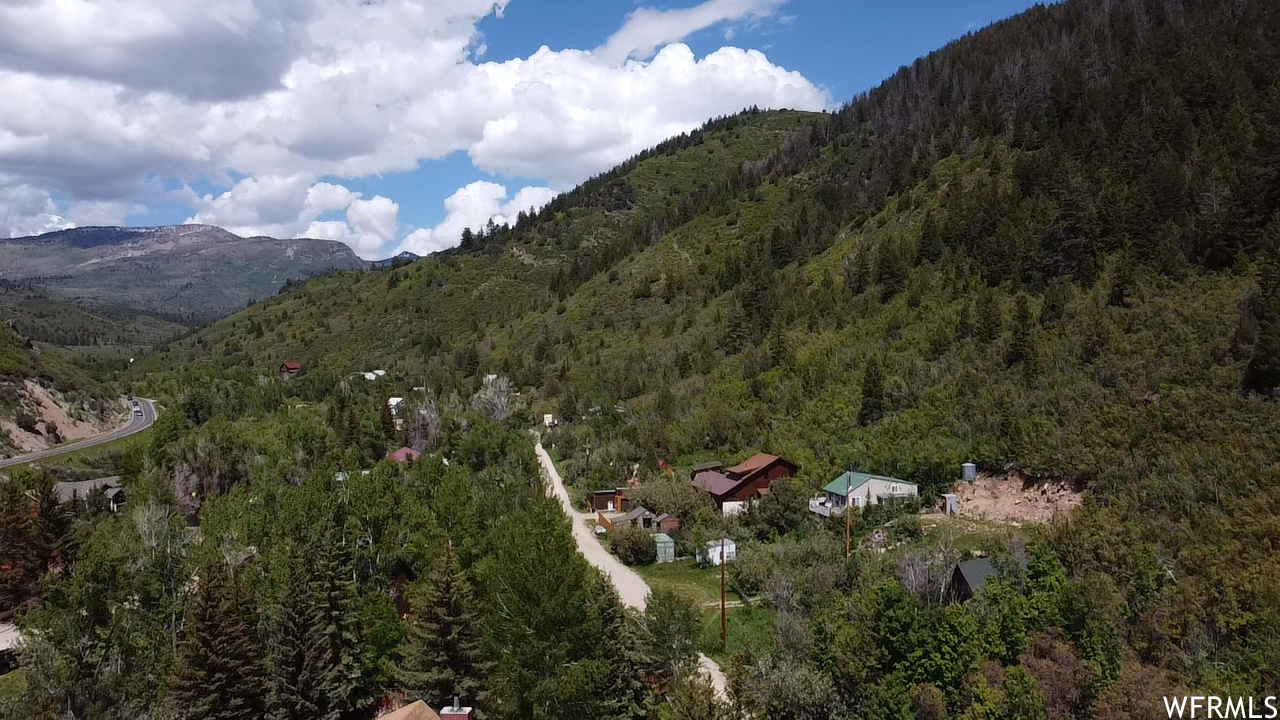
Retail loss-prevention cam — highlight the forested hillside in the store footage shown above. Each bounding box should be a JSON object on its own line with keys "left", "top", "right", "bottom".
{"left": 8, "top": 0, "right": 1280, "bottom": 716}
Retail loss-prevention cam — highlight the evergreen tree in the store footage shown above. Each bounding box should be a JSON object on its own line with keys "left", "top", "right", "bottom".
{"left": 858, "top": 356, "right": 886, "bottom": 426}
{"left": 1000, "top": 666, "right": 1049, "bottom": 720}
{"left": 639, "top": 589, "right": 702, "bottom": 685}
{"left": 0, "top": 479, "right": 37, "bottom": 608}
{"left": 1006, "top": 292, "right": 1037, "bottom": 373}
{"left": 380, "top": 400, "right": 397, "bottom": 441}
{"left": 877, "top": 244, "right": 910, "bottom": 301}
{"left": 170, "top": 565, "right": 270, "bottom": 720}
{"left": 656, "top": 672, "right": 730, "bottom": 720}
{"left": 976, "top": 287, "right": 1003, "bottom": 344}
{"left": 267, "top": 554, "right": 324, "bottom": 720}
{"left": 395, "top": 546, "right": 490, "bottom": 709}
{"left": 30, "top": 475, "right": 71, "bottom": 563}
{"left": 1243, "top": 297, "right": 1280, "bottom": 395}
{"left": 1244, "top": 231, "right": 1280, "bottom": 394}
{"left": 306, "top": 535, "right": 367, "bottom": 719}
{"left": 919, "top": 210, "right": 945, "bottom": 263}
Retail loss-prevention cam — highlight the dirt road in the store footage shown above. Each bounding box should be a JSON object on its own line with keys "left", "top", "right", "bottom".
{"left": 534, "top": 442, "right": 729, "bottom": 699}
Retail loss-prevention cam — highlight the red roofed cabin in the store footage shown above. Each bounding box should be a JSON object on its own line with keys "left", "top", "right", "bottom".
{"left": 726, "top": 452, "right": 798, "bottom": 499}
{"left": 388, "top": 447, "right": 421, "bottom": 463}
{"left": 692, "top": 453, "right": 798, "bottom": 509}
{"left": 691, "top": 469, "right": 740, "bottom": 510}
{"left": 280, "top": 361, "right": 301, "bottom": 380}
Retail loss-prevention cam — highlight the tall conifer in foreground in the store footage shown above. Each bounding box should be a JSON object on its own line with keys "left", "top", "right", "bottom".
{"left": 306, "top": 531, "right": 367, "bottom": 719}
{"left": 266, "top": 548, "right": 324, "bottom": 720}
{"left": 169, "top": 564, "right": 269, "bottom": 719}
{"left": 395, "top": 545, "right": 490, "bottom": 710}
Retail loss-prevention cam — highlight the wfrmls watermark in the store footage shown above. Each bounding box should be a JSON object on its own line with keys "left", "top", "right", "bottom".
{"left": 1164, "top": 697, "right": 1279, "bottom": 718}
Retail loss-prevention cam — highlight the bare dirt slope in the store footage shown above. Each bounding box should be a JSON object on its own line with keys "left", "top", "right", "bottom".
{"left": 0, "top": 379, "right": 117, "bottom": 455}
{"left": 954, "top": 472, "right": 1082, "bottom": 524}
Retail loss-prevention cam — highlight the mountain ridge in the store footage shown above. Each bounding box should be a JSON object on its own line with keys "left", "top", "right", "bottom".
{"left": 0, "top": 223, "right": 370, "bottom": 325}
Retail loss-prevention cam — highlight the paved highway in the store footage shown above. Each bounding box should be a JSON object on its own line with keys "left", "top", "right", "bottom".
{"left": 0, "top": 397, "right": 157, "bottom": 470}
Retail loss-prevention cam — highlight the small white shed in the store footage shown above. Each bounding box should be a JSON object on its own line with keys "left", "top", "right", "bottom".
{"left": 698, "top": 538, "right": 737, "bottom": 566}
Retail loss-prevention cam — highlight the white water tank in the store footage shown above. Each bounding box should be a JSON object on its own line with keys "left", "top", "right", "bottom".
{"left": 962, "top": 463, "right": 977, "bottom": 482}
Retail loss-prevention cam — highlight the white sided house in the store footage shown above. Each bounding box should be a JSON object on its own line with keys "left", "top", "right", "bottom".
{"left": 810, "top": 471, "right": 918, "bottom": 517}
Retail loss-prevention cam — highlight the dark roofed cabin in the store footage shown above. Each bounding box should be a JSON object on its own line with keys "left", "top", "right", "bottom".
{"left": 946, "top": 558, "right": 1000, "bottom": 604}
{"left": 590, "top": 488, "right": 632, "bottom": 513}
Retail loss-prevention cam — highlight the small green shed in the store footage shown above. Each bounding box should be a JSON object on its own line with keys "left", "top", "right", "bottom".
{"left": 653, "top": 533, "right": 675, "bottom": 564}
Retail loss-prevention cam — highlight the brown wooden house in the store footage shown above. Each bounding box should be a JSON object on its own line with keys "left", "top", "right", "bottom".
{"left": 590, "top": 488, "right": 632, "bottom": 513}
{"left": 724, "top": 452, "right": 798, "bottom": 500}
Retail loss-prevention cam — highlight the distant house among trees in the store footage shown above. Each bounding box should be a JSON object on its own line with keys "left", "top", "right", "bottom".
{"left": 53, "top": 476, "right": 126, "bottom": 512}
{"left": 388, "top": 447, "right": 422, "bottom": 463}
{"left": 377, "top": 700, "right": 441, "bottom": 720}
{"left": 280, "top": 361, "right": 301, "bottom": 380}
{"left": 691, "top": 452, "right": 798, "bottom": 510}
{"left": 590, "top": 488, "right": 632, "bottom": 513}
{"left": 599, "top": 505, "right": 680, "bottom": 533}
{"left": 809, "top": 471, "right": 918, "bottom": 517}
{"left": 946, "top": 558, "right": 999, "bottom": 604}
{"left": 377, "top": 698, "right": 476, "bottom": 719}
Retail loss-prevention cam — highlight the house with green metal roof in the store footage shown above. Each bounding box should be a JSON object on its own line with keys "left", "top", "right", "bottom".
{"left": 808, "top": 470, "right": 918, "bottom": 517}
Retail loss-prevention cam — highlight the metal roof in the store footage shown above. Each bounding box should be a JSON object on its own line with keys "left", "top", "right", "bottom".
{"left": 955, "top": 558, "right": 999, "bottom": 593}
{"left": 53, "top": 476, "right": 120, "bottom": 504}
{"left": 822, "top": 471, "right": 914, "bottom": 496}
{"left": 692, "top": 470, "right": 739, "bottom": 497}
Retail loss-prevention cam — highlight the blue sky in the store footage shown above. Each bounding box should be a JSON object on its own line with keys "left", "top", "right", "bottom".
{"left": 1, "top": 0, "right": 1045, "bottom": 258}
{"left": 335, "top": 0, "right": 1045, "bottom": 242}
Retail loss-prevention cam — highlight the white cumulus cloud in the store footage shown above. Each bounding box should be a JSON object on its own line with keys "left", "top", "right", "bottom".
{"left": 399, "top": 181, "right": 556, "bottom": 256}
{"left": 0, "top": 0, "right": 830, "bottom": 256}
{"left": 596, "top": 0, "right": 788, "bottom": 64}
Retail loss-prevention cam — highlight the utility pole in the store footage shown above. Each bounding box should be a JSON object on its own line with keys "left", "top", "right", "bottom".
{"left": 720, "top": 536, "right": 727, "bottom": 652}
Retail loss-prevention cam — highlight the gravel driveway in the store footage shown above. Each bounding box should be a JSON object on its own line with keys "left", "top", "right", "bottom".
{"left": 534, "top": 441, "right": 729, "bottom": 699}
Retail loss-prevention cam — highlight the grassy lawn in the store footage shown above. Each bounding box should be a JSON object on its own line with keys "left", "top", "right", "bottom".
{"left": 699, "top": 605, "right": 776, "bottom": 666}
{"left": 914, "top": 513, "right": 1023, "bottom": 556}
{"left": 636, "top": 560, "right": 743, "bottom": 605}
{"left": 0, "top": 669, "right": 27, "bottom": 711}
{"left": 637, "top": 560, "right": 775, "bottom": 665}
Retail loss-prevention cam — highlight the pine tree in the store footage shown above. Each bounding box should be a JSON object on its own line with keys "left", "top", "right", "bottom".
{"left": 858, "top": 356, "right": 886, "bottom": 426}
{"left": 395, "top": 546, "right": 490, "bottom": 709}
{"left": 170, "top": 565, "right": 270, "bottom": 720}
{"left": 380, "top": 401, "right": 397, "bottom": 440}
{"left": 30, "top": 475, "right": 71, "bottom": 564}
{"left": 877, "top": 244, "right": 910, "bottom": 301}
{"left": 0, "top": 480, "right": 37, "bottom": 608}
{"left": 1006, "top": 292, "right": 1037, "bottom": 374}
{"left": 1244, "top": 228, "right": 1280, "bottom": 395}
{"left": 267, "top": 555, "right": 324, "bottom": 720}
{"left": 1243, "top": 296, "right": 1280, "bottom": 395}
{"left": 307, "top": 535, "right": 366, "bottom": 719}
{"left": 976, "top": 287, "right": 1003, "bottom": 343}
